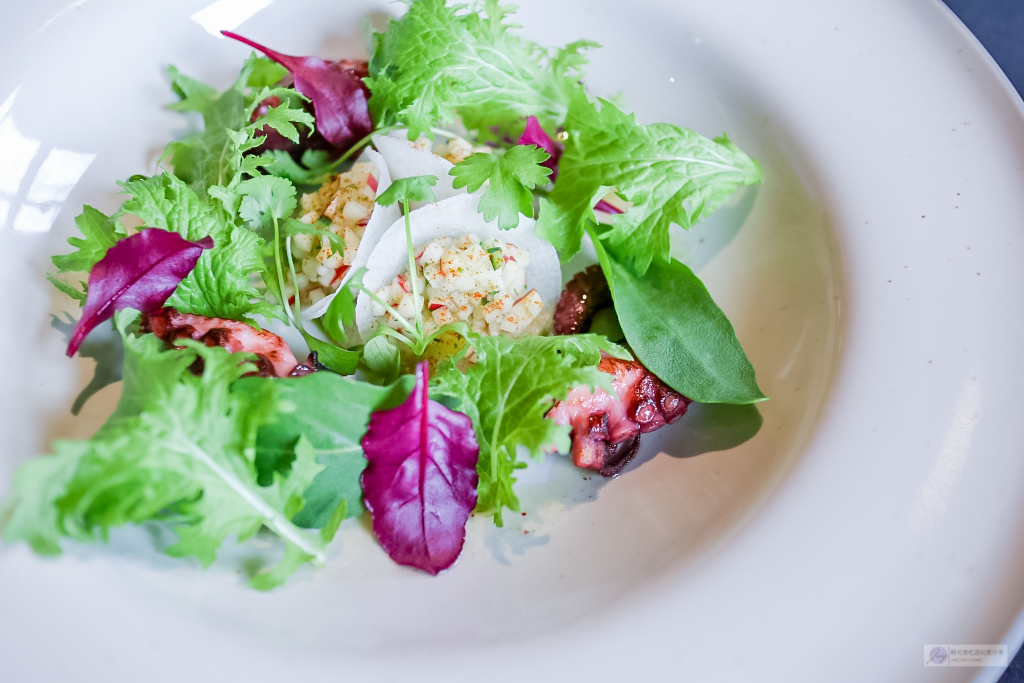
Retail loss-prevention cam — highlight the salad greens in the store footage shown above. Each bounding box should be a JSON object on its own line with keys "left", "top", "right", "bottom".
{"left": 5, "top": 311, "right": 337, "bottom": 589}
{"left": 432, "top": 333, "right": 624, "bottom": 524}
{"left": 2, "top": 0, "right": 765, "bottom": 585}
{"left": 537, "top": 90, "right": 763, "bottom": 276}
{"left": 66, "top": 229, "right": 212, "bottom": 357}
{"left": 362, "top": 362, "right": 479, "bottom": 574}
{"left": 366, "top": 0, "right": 597, "bottom": 139}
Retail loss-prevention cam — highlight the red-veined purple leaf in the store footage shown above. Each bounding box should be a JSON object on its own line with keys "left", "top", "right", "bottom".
{"left": 222, "top": 31, "right": 373, "bottom": 150}
{"left": 67, "top": 229, "right": 213, "bottom": 357}
{"left": 518, "top": 115, "right": 621, "bottom": 214}
{"left": 361, "top": 362, "right": 479, "bottom": 575}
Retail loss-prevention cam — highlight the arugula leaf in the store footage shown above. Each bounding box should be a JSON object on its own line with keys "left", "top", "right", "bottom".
{"left": 450, "top": 146, "right": 551, "bottom": 229}
{"left": 590, "top": 230, "right": 764, "bottom": 404}
{"left": 119, "top": 173, "right": 275, "bottom": 321}
{"left": 302, "top": 335, "right": 359, "bottom": 375}
{"left": 2, "top": 318, "right": 332, "bottom": 589}
{"left": 431, "top": 333, "right": 621, "bottom": 524}
{"left": 238, "top": 372, "right": 414, "bottom": 526}
{"left": 538, "top": 91, "right": 762, "bottom": 274}
{"left": 366, "top": 0, "right": 597, "bottom": 139}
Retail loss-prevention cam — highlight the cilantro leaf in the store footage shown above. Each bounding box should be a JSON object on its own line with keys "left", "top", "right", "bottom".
{"left": 538, "top": 92, "right": 762, "bottom": 274}
{"left": 376, "top": 174, "right": 438, "bottom": 207}
{"left": 2, "top": 319, "right": 333, "bottom": 589}
{"left": 431, "top": 333, "right": 620, "bottom": 524}
{"left": 236, "top": 175, "right": 298, "bottom": 231}
{"left": 450, "top": 146, "right": 551, "bottom": 229}
{"left": 119, "top": 173, "right": 275, "bottom": 321}
{"left": 367, "top": 0, "right": 597, "bottom": 139}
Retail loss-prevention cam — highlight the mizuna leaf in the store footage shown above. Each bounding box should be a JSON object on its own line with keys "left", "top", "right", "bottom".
{"left": 361, "top": 362, "right": 479, "bottom": 575}
{"left": 66, "top": 229, "right": 212, "bottom": 356}
{"left": 365, "top": 0, "right": 598, "bottom": 139}
{"left": 537, "top": 92, "right": 761, "bottom": 273}
{"left": 222, "top": 31, "right": 373, "bottom": 150}
{"left": 430, "top": 334, "right": 620, "bottom": 524}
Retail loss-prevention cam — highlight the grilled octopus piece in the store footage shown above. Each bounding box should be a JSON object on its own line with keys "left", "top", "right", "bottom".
{"left": 548, "top": 355, "right": 691, "bottom": 477}
{"left": 551, "top": 265, "right": 691, "bottom": 476}
{"left": 552, "top": 264, "right": 612, "bottom": 336}
{"left": 142, "top": 307, "right": 312, "bottom": 378}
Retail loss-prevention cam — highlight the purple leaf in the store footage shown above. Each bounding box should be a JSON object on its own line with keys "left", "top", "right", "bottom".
{"left": 361, "top": 362, "right": 479, "bottom": 575}
{"left": 518, "top": 115, "right": 622, "bottom": 214}
{"left": 222, "top": 31, "right": 373, "bottom": 150}
{"left": 67, "top": 229, "right": 213, "bottom": 357}
{"left": 518, "top": 115, "right": 562, "bottom": 178}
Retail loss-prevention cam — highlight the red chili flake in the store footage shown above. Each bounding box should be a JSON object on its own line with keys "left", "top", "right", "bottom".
{"left": 521, "top": 512, "right": 527, "bottom": 516}
{"left": 331, "top": 264, "right": 350, "bottom": 285}
{"left": 428, "top": 302, "right": 445, "bottom": 311}
{"left": 367, "top": 173, "right": 378, "bottom": 193}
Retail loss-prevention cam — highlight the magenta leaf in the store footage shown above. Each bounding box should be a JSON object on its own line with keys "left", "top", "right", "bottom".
{"left": 518, "top": 115, "right": 562, "bottom": 177}
{"left": 518, "top": 115, "right": 622, "bottom": 214}
{"left": 222, "top": 31, "right": 373, "bottom": 150}
{"left": 67, "top": 229, "right": 213, "bottom": 357}
{"left": 361, "top": 362, "right": 479, "bottom": 575}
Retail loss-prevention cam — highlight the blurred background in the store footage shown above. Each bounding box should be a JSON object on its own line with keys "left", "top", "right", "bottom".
{"left": 941, "top": 3, "right": 1024, "bottom": 682}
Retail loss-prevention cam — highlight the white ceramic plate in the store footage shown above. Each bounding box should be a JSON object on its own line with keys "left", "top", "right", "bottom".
{"left": 1, "top": 1, "right": 1022, "bottom": 681}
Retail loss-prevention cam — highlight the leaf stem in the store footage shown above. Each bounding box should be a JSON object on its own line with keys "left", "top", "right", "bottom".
{"left": 284, "top": 236, "right": 306, "bottom": 335}
{"left": 327, "top": 124, "right": 402, "bottom": 172}
{"left": 357, "top": 284, "right": 417, "bottom": 335}
{"left": 271, "top": 214, "right": 292, "bottom": 324}
{"left": 402, "top": 198, "right": 425, "bottom": 342}
{"left": 172, "top": 438, "right": 327, "bottom": 565}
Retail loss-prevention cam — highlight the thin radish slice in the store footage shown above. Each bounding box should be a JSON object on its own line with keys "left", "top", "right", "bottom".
{"left": 354, "top": 193, "right": 561, "bottom": 341}
{"left": 303, "top": 147, "right": 399, "bottom": 320}
{"left": 371, "top": 134, "right": 466, "bottom": 207}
